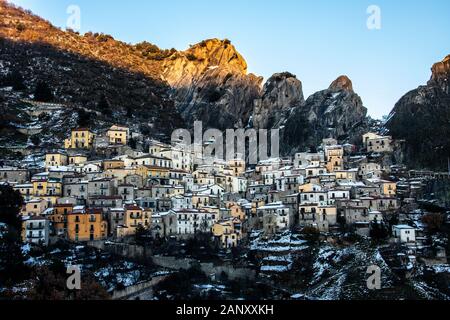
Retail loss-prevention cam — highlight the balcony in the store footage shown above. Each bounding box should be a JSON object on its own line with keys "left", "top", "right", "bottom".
{"left": 27, "top": 234, "right": 43, "bottom": 239}
{"left": 27, "top": 225, "right": 44, "bottom": 230}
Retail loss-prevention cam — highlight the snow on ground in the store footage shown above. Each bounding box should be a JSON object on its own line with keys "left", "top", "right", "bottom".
{"left": 21, "top": 243, "right": 31, "bottom": 255}
{"left": 431, "top": 264, "right": 450, "bottom": 274}
{"left": 263, "top": 255, "right": 293, "bottom": 263}
{"left": 250, "top": 231, "right": 309, "bottom": 253}
{"left": 260, "top": 265, "right": 291, "bottom": 273}
{"left": 412, "top": 281, "right": 450, "bottom": 300}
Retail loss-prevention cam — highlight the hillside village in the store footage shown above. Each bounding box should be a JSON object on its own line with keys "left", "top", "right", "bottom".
{"left": 3, "top": 125, "right": 403, "bottom": 245}
{"left": 1, "top": 115, "right": 450, "bottom": 299}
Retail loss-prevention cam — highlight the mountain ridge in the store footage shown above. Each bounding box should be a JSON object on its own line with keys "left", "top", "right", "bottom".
{"left": 386, "top": 54, "right": 450, "bottom": 170}
{"left": 3, "top": 1, "right": 449, "bottom": 171}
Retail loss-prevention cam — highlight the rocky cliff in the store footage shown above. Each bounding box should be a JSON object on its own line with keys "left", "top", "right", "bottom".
{"left": 3, "top": 1, "right": 421, "bottom": 163}
{"left": 0, "top": 1, "right": 184, "bottom": 146}
{"left": 430, "top": 55, "right": 450, "bottom": 94}
{"left": 253, "top": 72, "right": 304, "bottom": 129}
{"left": 281, "top": 76, "right": 368, "bottom": 154}
{"left": 386, "top": 55, "right": 450, "bottom": 170}
{"left": 0, "top": 2, "right": 373, "bottom": 155}
{"left": 162, "top": 39, "right": 263, "bottom": 130}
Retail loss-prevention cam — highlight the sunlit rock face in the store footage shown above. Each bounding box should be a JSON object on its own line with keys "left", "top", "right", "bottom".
{"left": 430, "top": 55, "right": 450, "bottom": 94}
{"left": 162, "top": 39, "right": 263, "bottom": 130}
{"left": 386, "top": 55, "right": 450, "bottom": 170}
{"left": 329, "top": 75, "right": 354, "bottom": 92}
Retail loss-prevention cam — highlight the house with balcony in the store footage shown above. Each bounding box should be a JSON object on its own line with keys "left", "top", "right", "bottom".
{"left": 257, "top": 202, "right": 292, "bottom": 236}
{"left": 107, "top": 125, "right": 129, "bottom": 145}
{"left": 173, "top": 208, "right": 217, "bottom": 237}
{"left": 64, "top": 128, "right": 95, "bottom": 150}
{"left": 22, "top": 216, "right": 50, "bottom": 246}
{"left": 66, "top": 207, "right": 107, "bottom": 242}
{"left": 48, "top": 203, "right": 73, "bottom": 236}
{"left": 88, "top": 195, "right": 123, "bottom": 209}
{"left": 212, "top": 218, "right": 242, "bottom": 248}
{"left": 45, "top": 151, "right": 68, "bottom": 168}
{"left": 88, "top": 178, "right": 114, "bottom": 198}
{"left": 63, "top": 181, "right": 88, "bottom": 205}
{"left": 150, "top": 211, "right": 177, "bottom": 238}
{"left": 117, "top": 184, "right": 136, "bottom": 203}
{"left": 363, "top": 133, "right": 393, "bottom": 153}
{"left": 13, "top": 183, "right": 33, "bottom": 201}
{"left": 117, "top": 205, "right": 151, "bottom": 238}
{"left": 0, "top": 167, "right": 29, "bottom": 184}
{"left": 21, "top": 198, "right": 49, "bottom": 217}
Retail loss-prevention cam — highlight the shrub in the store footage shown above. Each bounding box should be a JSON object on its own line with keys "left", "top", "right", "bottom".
{"left": 204, "top": 88, "right": 223, "bottom": 103}
{"left": 302, "top": 226, "right": 320, "bottom": 243}
{"left": 422, "top": 213, "right": 444, "bottom": 233}
{"left": 186, "top": 53, "right": 197, "bottom": 61}
{"left": 30, "top": 135, "right": 40, "bottom": 146}
{"left": 16, "top": 23, "right": 26, "bottom": 32}
{"left": 97, "top": 94, "right": 112, "bottom": 116}
{"left": 34, "top": 81, "right": 54, "bottom": 102}
{"left": 1, "top": 70, "right": 26, "bottom": 91}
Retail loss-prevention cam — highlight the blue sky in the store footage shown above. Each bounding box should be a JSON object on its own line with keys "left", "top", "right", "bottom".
{"left": 9, "top": 0, "right": 450, "bottom": 119}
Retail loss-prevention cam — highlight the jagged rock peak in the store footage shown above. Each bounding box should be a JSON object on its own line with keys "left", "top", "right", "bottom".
{"left": 430, "top": 54, "right": 450, "bottom": 91}
{"left": 264, "top": 72, "right": 303, "bottom": 96}
{"left": 386, "top": 53, "right": 450, "bottom": 170}
{"left": 161, "top": 38, "right": 262, "bottom": 130}
{"left": 329, "top": 75, "right": 354, "bottom": 92}
{"left": 253, "top": 72, "right": 304, "bottom": 129}
{"left": 268, "top": 72, "right": 297, "bottom": 81}
{"left": 179, "top": 38, "right": 248, "bottom": 74}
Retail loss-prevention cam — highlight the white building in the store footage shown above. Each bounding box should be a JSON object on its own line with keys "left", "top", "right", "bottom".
{"left": 23, "top": 216, "right": 50, "bottom": 246}
{"left": 294, "top": 152, "right": 324, "bottom": 169}
{"left": 225, "top": 176, "right": 247, "bottom": 194}
{"left": 392, "top": 225, "right": 416, "bottom": 243}
{"left": 359, "top": 162, "right": 382, "bottom": 179}
{"left": 300, "top": 191, "right": 328, "bottom": 206}
{"left": 173, "top": 209, "right": 218, "bottom": 236}
{"left": 327, "top": 189, "right": 350, "bottom": 204}
{"left": 171, "top": 194, "right": 193, "bottom": 210}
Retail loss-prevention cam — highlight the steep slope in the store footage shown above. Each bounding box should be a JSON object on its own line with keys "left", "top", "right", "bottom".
{"left": 0, "top": 1, "right": 372, "bottom": 156}
{"left": 282, "top": 76, "right": 368, "bottom": 154}
{"left": 0, "top": 1, "right": 184, "bottom": 144}
{"left": 0, "top": 2, "right": 263, "bottom": 138}
{"left": 162, "top": 39, "right": 263, "bottom": 130}
{"left": 386, "top": 55, "right": 450, "bottom": 170}
{"left": 253, "top": 72, "right": 304, "bottom": 129}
